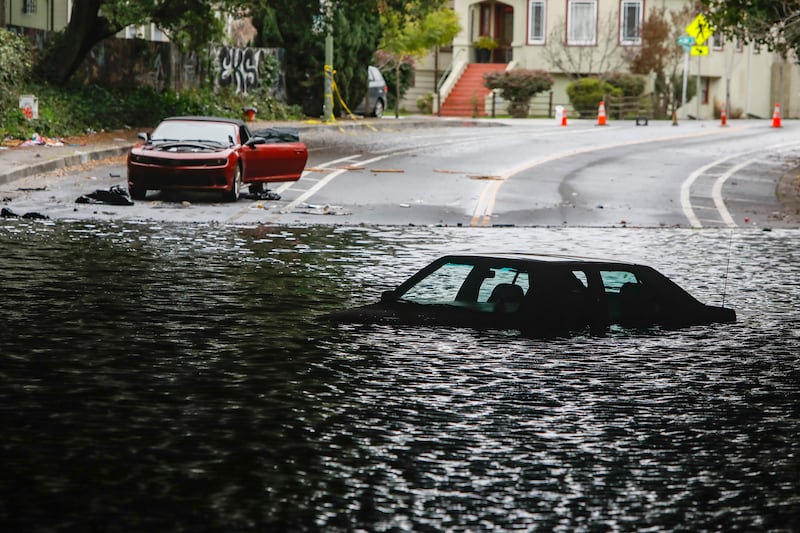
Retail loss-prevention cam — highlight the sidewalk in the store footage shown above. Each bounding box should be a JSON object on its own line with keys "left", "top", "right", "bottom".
{"left": 0, "top": 130, "right": 140, "bottom": 188}
{"left": 0, "top": 115, "right": 463, "bottom": 189}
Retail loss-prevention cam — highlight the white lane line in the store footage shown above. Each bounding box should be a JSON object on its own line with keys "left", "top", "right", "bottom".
{"left": 712, "top": 159, "right": 755, "bottom": 227}
{"left": 472, "top": 126, "right": 747, "bottom": 227}
{"left": 227, "top": 155, "right": 363, "bottom": 222}
{"left": 280, "top": 154, "right": 390, "bottom": 214}
{"left": 273, "top": 154, "right": 362, "bottom": 194}
{"left": 680, "top": 154, "right": 741, "bottom": 228}
{"left": 681, "top": 140, "right": 800, "bottom": 228}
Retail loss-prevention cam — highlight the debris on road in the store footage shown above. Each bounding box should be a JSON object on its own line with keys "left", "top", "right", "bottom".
{"left": 1, "top": 207, "right": 49, "bottom": 219}
{"left": 468, "top": 175, "right": 503, "bottom": 180}
{"left": 240, "top": 190, "right": 281, "bottom": 201}
{"left": 293, "top": 203, "right": 351, "bottom": 215}
{"left": 75, "top": 185, "right": 134, "bottom": 206}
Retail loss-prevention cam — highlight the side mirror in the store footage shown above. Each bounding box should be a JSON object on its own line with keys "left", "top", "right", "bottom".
{"left": 245, "top": 136, "right": 266, "bottom": 148}
{"left": 380, "top": 290, "right": 397, "bottom": 302}
{"left": 137, "top": 132, "right": 149, "bottom": 142}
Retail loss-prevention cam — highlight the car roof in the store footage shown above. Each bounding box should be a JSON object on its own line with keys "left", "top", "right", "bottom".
{"left": 439, "top": 253, "right": 644, "bottom": 268}
{"left": 162, "top": 116, "right": 245, "bottom": 127}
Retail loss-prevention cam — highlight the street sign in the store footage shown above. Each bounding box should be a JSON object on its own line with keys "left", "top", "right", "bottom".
{"left": 691, "top": 45, "right": 709, "bottom": 56}
{"left": 686, "top": 14, "right": 713, "bottom": 45}
{"left": 677, "top": 35, "right": 695, "bottom": 47}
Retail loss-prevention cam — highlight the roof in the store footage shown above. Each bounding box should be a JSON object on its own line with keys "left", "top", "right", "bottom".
{"left": 439, "top": 253, "right": 642, "bottom": 267}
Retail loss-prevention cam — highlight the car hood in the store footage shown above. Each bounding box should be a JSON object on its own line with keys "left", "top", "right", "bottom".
{"left": 134, "top": 141, "right": 234, "bottom": 154}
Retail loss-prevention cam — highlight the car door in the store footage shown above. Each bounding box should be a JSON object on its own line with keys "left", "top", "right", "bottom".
{"left": 239, "top": 138, "right": 308, "bottom": 183}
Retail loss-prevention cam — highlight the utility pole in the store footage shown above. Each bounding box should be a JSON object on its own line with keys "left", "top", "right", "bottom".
{"left": 323, "top": 33, "right": 333, "bottom": 122}
{"left": 322, "top": 0, "right": 334, "bottom": 122}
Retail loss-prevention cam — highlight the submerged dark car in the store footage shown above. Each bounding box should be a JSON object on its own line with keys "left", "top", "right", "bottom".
{"left": 325, "top": 254, "right": 736, "bottom": 334}
{"left": 127, "top": 116, "right": 308, "bottom": 201}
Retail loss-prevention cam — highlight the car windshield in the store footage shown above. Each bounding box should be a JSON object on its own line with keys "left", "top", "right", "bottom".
{"left": 150, "top": 121, "right": 237, "bottom": 145}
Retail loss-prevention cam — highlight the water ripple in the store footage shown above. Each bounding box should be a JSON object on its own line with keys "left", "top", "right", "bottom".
{"left": 1, "top": 221, "right": 798, "bottom": 531}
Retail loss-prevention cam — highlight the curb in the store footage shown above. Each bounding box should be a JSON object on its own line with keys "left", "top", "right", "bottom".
{"left": 0, "top": 144, "right": 133, "bottom": 187}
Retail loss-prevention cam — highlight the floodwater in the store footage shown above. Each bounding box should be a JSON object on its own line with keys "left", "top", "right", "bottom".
{"left": 1, "top": 221, "right": 798, "bottom": 532}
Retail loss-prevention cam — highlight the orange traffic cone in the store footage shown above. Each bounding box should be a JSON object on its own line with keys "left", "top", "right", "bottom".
{"left": 720, "top": 102, "right": 727, "bottom": 127}
{"left": 772, "top": 102, "right": 782, "bottom": 128}
{"left": 561, "top": 108, "right": 568, "bottom": 127}
{"left": 597, "top": 101, "right": 607, "bottom": 126}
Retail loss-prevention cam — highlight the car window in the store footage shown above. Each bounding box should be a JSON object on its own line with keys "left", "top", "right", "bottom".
{"left": 477, "top": 267, "right": 529, "bottom": 303}
{"left": 151, "top": 121, "right": 238, "bottom": 145}
{"left": 400, "top": 262, "right": 473, "bottom": 304}
{"left": 600, "top": 270, "right": 639, "bottom": 293}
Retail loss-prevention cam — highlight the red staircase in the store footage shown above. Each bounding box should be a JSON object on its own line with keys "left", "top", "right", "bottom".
{"left": 439, "top": 63, "right": 506, "bottom": 117}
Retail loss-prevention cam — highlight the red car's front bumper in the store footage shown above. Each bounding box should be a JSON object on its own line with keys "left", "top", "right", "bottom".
{"left": 127, "top": 152, "right": 235, "bottom": 192}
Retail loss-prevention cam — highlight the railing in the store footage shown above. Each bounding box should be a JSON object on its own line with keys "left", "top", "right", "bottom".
{"left": 435, "top": 47, "right": 468, "bottom": 115}
{"left": 486, "top": 91, "right": 573, "bottom": 118}
{"left": 605, "top": 94, "right": 655, "bottom": 120}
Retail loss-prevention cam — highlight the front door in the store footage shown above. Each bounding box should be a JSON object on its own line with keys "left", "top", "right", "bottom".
{"left": 478, "top": 1, "right": 514, "bottom": 63}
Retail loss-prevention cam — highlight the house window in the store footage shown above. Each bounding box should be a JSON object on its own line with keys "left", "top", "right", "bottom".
{"left": 712, "top": 31, "right": 724, "bottom": 50}
{"left": 620, "top": 0, "right": 642, "bottom": 45}
{"left": 22, "top": 0, "right": 37, "bottom": 14}
{"left": 528, "top": 0, "right": 546, "bottom": 45}
{"left": 567, "top": 0, "right": 597, "bottom": 45}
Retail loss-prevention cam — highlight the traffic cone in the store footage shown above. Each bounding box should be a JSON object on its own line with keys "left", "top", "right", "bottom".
{"left": 720, "top": 102, "right": 727, "bottom": 127}
{"left": 596, "top": 101, "right": 607, "bottom": 126}
{"left": 772, "top": 102, "right": 782, "bottom": 128}
{"left": 561, "top": 108, "right": 568, "bottom": 127}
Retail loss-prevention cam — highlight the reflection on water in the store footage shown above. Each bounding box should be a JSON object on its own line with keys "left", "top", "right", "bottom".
{"left": 1, "top": 221, "right": 798, "bottom": 531}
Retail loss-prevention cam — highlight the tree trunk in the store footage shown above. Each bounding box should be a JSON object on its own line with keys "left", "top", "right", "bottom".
{"left": 36, "top": 0, "right": 121, "bottom": 85}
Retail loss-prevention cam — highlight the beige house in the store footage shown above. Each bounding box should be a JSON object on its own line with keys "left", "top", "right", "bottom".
{"left": 405, "top": 0, "right": 798, "bottom": 119}
{"left": 2, "top": 0, "right": 70, "bottom": 33}
{"left": 2, "top": 0, "right": 169, "bottom": 42}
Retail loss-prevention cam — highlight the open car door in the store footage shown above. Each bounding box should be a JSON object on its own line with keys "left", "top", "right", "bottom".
{"left": 240, "top": 128, "right": 308, "bottom": 184}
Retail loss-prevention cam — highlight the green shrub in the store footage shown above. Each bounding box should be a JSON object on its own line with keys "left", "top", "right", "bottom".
{"left": 0, "top": 30, "right": 32, "bottom": 95}
{"left": 483, "top": 69, "right": 554, "bottom": 104}
{"left": 566, "top": 77, "right": 620, "bottom": 117}
{"left": 604, "top": 72, "right": 646, "bottom": 98}
{"left": 2, "top": 83, "right": 304, "bottom": 140}
{"left": 483, "top": 69, "right": 553, "bottom": 118}
{"left": 416, "top": 93, "right": 434, "bottom": 114}
{"left": 0, "top": 29, "right": 34, "bottom": 136}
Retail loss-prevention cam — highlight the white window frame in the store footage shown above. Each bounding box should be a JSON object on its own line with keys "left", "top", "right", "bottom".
{"left": 620, "top": 0, "right": 642, "bottom": 45}
{"left": 567, "top": 0, "right": 597, "bottom": 46}
{"left": 528, "top": 0, "right": 546, "bottom": 45}
{"left": 712, "top": 31, "right": 725, "bottom": 50}
{"left": 22, "top": 0, "right": 37, "bottom": 15}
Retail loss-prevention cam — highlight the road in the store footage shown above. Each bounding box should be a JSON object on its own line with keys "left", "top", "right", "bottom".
{"left": 5, "top": 119, "right": 799, "bottom": 228}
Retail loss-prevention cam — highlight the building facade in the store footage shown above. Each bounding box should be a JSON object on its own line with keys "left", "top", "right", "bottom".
{"left": 405, "top": 0, "right": 798, "bottom": 119}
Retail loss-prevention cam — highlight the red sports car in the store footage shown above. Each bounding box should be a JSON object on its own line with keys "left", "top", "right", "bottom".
{"left": 127, "top": 116, "right": 308, "bottom": 201}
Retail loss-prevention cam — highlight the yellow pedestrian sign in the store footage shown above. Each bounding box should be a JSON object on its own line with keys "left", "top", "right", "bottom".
{"left": 691, "top": 45, "right": 709, "bottom": 56}
{"left": 686, "top": 14, "right": 713, "bottom": 45}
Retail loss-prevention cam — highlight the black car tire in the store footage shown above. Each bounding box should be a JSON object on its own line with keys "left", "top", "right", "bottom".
{"left": 373, "top": 99, "right": 384, "bottom": 119}
{"left": 129, "top": 186, "right": 146, "bottom": 201}
{"left": 224, "top": 163, "right": 242, "bottom": 202}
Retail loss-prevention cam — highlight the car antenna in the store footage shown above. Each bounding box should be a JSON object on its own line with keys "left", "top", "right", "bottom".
{"left": 721, "top": 229, "right": 734, "bottom": 307}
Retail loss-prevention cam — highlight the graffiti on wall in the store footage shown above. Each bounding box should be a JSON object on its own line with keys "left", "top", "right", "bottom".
{"left": 216, "top": 47, "right": 280, "bottom": 95}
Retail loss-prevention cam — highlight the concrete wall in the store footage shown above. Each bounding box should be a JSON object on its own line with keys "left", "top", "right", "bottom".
{"left": 71, "top": 38, "right": 283, "bottom": 96}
